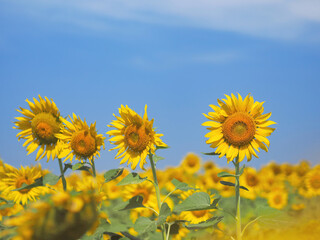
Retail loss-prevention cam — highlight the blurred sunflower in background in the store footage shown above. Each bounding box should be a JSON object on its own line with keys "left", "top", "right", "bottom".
{"left": 180, "top": 153, "right": 201, "bottom": 175}
{"left": 14, "top": 95, "right": 63, "bottom": 161}
{"left": 0, "top": 164, "right": 49, "bottom": 205}
{"left": 107, "top": 105, "right": 167, "bottom": 170}
{"left": 56, "top": 114, "right": 105, "bottom": 163}
{"left": 203, "top": 93, "right": 276, "bottom": 163}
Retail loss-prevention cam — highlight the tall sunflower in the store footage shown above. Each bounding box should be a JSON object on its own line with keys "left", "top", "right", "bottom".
{"left": 56, "top": 114, "right": 105, "bottom": 163}
{"left": 203, "top": 93, "right": 276, "bottom": 163}
{"left": 14, "top": 95, "right": 63, "bottom": 161}
{"left": 107, "top": 105, "right": 167, "bottom": 170}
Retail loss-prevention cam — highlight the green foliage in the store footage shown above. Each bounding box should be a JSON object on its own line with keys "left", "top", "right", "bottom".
{"left": 171, "top": 179, "right": 198, "bottom": 191}
{"left": 220, "top": 181, "right": 249, "bottom": 191}
{"left": 157, "top": 203, "right": 171, "bottom": 225}
{"left": 114, "top": 196, "right": 145, "bottom": 211}
{"left": 184, "top": 216, "right": 223, "bottom": 230}
{"left": 153, "top": 154, "right": 165, "bottom": 164}
{"left": 104, "top": 168, "right": 124, "bottom": 183}
{"left": 201, "top": 152, "right": 219, "bottom": 155}
{"left": 134, "top": 217, "right": 157, "bottom": 234}
{"left": 174, "top": 192, "right": 220, "bottom": 213}
{"left": 117, "top": 173, "right": 147, "bottom": 186}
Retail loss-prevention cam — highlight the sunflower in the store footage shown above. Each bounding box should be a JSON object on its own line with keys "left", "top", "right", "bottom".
{"left": 56, "top": 114, "right": 105, "bottom": 163}
{"left": 179, "top": 187, "right": 216, "bottom": 224}
{"left": 180, "top": 153, "right": 201, "bottom": 175}
{"left": 14, "top": 95, "right": 63, "bottom": 161}
{"left": 267, "top": 189, "right": 288, "bottom": 210}
{"left": 0, "top": 164, "right": 49, "bottom": 205}
{"left": 107, "top": 105, "right": 167, "bottom": 170}
{"left": 305, "top": 168, "right": 320, "bottom": 196}
{"left": 203, "top": 93, "right": 276, "bottom": 163}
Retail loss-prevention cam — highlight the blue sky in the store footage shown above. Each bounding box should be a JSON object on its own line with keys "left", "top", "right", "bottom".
{"left": 1, "top": 0, "right": 320, "bottom": 174}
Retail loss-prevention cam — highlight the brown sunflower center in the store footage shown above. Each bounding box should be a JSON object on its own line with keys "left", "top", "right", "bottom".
{"left": 222, "top": 112, "right": 255, "bottom": 146}
{"left": 31, "top": 112, "right": 60, "bottom": 144}
{"left": 15, "top": 177, "right": 32, "bottom": 194}
{"left": 124, "top": 124, "right": 150, "bottom": 152}
{"left": 310, "top": 174, "right": 320, "bottom": 189}
{"left": 71, "top": 130, "right": 96, "bottom": 158}
{"left": 134, "top": 188, "right": 150, "bottom": 204}
{"left": 273, "top": 194, "right": 282, "bottom": 205}
{"left": 246, "top": 174, "right": 259, "bottom": 187}
{"left": 192, "top": 210, "right": 207, "bottom": 218}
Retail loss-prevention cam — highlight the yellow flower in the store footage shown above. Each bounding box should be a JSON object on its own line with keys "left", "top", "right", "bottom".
{"left": 57, "top": 114, "right": 105, "bottom": 163}
{"left": 179, "top": 187, "right": 216, "bottom": 224}
{"left": 180, "top": 153, "right": 201, "bottom": 174}
{"left": 107, "top": 105, "right": 167, "bottom": 170}
{"left": 305, "top": 168, "right": 320, "bottom": 196}
{"left": 203, "top": 93, "right": 276, "bottom": 162}
{"left": 267, "top": 189, "right": 288, "bottom": 210}
{"left": 0, "top": 164, "right": 49, "bottom": 205}
{"left": 14, "top": 95, "right": 63, "bottom": 161}
{"left": 240, "top": 167, "right": 260, "bottom": 200}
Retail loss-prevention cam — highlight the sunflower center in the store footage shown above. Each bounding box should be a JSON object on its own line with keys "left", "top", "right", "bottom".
{"left": 134, "top": 188, "right": 150, "bottom": 204}
{"left": 273, "top": 195, "right": 282, "bottom": 205}
{"left": 15, "top": 178, "right": 32, "bottom": 194}
{"left": 71, "top": 130, "right": 96, "bottom": 158}
{"left": 192, "top": 210, "right": 207, "bottom": 218}
{"left": 31, "top": 112, "right": 60, "bottom": 144}
{"left": 125, "top": 124, "right": 150, "bottom": 152}
{"left": 310, "top": 174, "right": 320, "bottom": 189}
{"left": 246, "top": 174, "right": 259, "bottom": 187}
{"left": 222, "top": 112, "right": 255, "bottom": 146}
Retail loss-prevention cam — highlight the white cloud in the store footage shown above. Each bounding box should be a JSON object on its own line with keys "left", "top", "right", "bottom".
{"left": 4, "top": 0, "right": 320, "bottom": 40}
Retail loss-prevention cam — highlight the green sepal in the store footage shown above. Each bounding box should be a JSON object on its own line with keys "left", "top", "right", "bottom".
{"left": 104, "top": 168, "right": 124, "bottom": 183}
{"left": 71, "top": 162, "right": 91, "bottom": 172}
{"left": 117, "top": 173, "right": 147, "bottom": 186}
{"left": 153, "top": 154, "right": 165, "bottom": 164}
{"left": 156, "top": 145, "right": 170, "bottom": 150}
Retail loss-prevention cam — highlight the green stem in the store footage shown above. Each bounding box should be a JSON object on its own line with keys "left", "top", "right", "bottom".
{"left": 91, "top": 160, "right": 97, "bottom": 177}
{"left": 149, "top": 153, "right": 166, "bottom": 240}
{"left": 234, "top": 157, "right": 242, "bottom": 240}
{"left": 58, "top": 158, "right": 67, "bottom": 191}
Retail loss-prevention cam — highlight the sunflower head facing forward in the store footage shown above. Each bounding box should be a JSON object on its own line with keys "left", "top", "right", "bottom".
{"left": 107, "top": 105, "right": 167, "bottom": 170}
{"left": 203, "top": 93, "right": 276, "bottom": 163}
{"left": 14, "top": 95, "right": 63, "bottom": 161}
{"left": 56, "top": 114, "right": 106, "bottom": 163}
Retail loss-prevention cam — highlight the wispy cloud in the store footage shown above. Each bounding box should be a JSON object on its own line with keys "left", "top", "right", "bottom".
{"left": 3, "top": 0, "right": 320, "bottom": 40}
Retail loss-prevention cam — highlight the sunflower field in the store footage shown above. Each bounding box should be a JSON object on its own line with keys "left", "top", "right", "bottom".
{"left": 0, "top": 94, "right": 319, "bottom": 240}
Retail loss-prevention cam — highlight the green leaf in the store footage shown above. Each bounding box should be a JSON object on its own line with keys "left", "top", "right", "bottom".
{"left": 201, "top": 152, "right": 219, "bottom": 155}
{"left": 0, "top": 202, "right": 15, "bottom": 210}
{"left": 157, "top": 203, "right": 171, "bottom": 225}
{"left": 104, "top": 168, "right": 124, "bottom": 183}
{"left": 171, "top": 179, "right": 198, "bottom": 191}
{"left": 114, "top": 195, "right": 145, "bottom": 211}
{"left": 43, "top": 173, "right": 60, "bottom": 185}
{"left": 117, "top": 173, "right": 147, "bottom": 186}
{"left": 0, "top": 197, "right": 8, "bottom": 203}
{"left": 156, "top": 145, "right": 170, "bottom": 150}
{"left": 153, "top": 155, "right": 165, "bottom": 163}
{"left": 184, "top": 216, "right": 223, "bottom": 230}
{"left": 12, "top": 177, "right": 43, "bottom": 191}
{"left": 217, "top": 172, "right": 236, "bottom": 178}
{"left": 239, "top": 164, "right": 245, "bottom": 176}
{"left": 134, "top": 217, "right": 157, "bottom": 234}
{"left": 219, "top": 181, "right": 249, "bottom": 191}
{"left": 174, "top": 192, "right": 219, "bottom": 212}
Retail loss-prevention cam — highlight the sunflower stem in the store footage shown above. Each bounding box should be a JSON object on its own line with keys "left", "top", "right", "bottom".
{"left": 234, "top": 157, "right": 242, "bottom": 240}
{"left": 149, "top": 152, "right": 167, "bottom": 240}
{"left": 91, "top": 160, "right": 97, "bottom": 177}
{"left": 58, "top": 158, "right": 67, "bottom": 191}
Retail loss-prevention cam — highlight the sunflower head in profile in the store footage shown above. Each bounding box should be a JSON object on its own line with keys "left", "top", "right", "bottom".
{"left": 203, "top": 93, "right": 276, "bottom": 163}
{"left": 14, "top": 95, "right": 63, "bottom": 161}
{"left": 107, "top": 105, "right": 167, "bottom": 170}
{"left": 56, "top": 114, "right": 105, "bottom": 163}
